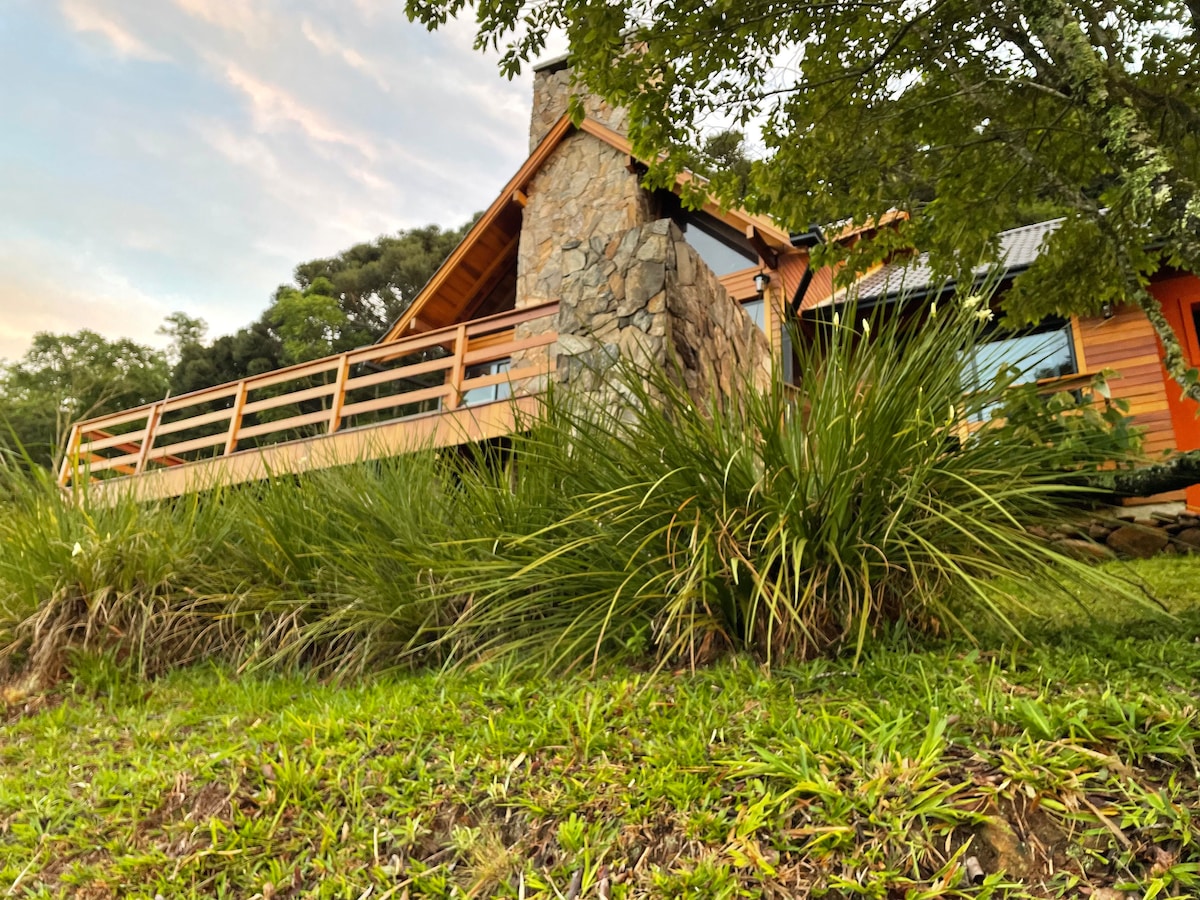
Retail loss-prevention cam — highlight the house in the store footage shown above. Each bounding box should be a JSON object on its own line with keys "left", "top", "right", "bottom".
{"left": 803, "top": 218, "right": 1200, "bottom": 509}
{"left": 60, "top": 57, "right": 815, "bottom": 501}
{"left": 60, "top": 59, "right": 1200, "bottom": 509}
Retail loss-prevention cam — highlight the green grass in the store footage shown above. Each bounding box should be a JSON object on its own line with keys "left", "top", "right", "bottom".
{"left": 1, "top": 557, "right": 1198, "bottom": 899}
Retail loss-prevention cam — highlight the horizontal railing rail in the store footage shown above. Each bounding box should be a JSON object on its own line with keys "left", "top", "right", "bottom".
{"left": 60, "top": 302, "right": 559, "bottom": 490}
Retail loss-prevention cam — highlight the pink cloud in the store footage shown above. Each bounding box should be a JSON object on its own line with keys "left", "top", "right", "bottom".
{"left": 59, "top": 0, "right": 167, "bottom": 61}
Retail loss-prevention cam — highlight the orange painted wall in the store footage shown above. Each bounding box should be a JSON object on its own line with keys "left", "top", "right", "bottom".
{"left": 1149, "top": 275, "right": 1200, "bottom": 508}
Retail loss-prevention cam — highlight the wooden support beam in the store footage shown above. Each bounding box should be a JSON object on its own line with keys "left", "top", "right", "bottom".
{"left": 58, "top": 424, "right": 81, "bottom": 488}
{"left": 135, "top": 403, "right": 163, "bottom": 475}
{"left": 511, "top": 189, "right": 528, "bottom": 208}
{"left": 746, "top": 226, "right": 780, "bottom": 269}
{"left": 457, "top": 232, "right": 521, "bottom": 319}
{"left": 445, "top": 324, "right": 469, "bottom": 410}
{"left": 327, "top": 354, "right": 351, "bottom": 434}
{"left": 224, "top": 382, "right": 249, "bottom": 456}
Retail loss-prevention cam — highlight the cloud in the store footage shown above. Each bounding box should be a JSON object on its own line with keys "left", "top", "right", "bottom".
{"left": 59, "top": 0, "right": 167, "bottom": 61}
{"left": 300, "top": 18, "right": 391, "bottom": 92}
{"left": 3, "top": 1, "right": 534, "bottom": 363}
{"left": 0, "top": 240, "right": 177, "bottom": 362}
{"left": 218, "top": 61, "right": 380, "bottom": 160}
{"left": 170, "top": 0, "right": 267, "bottom": 38}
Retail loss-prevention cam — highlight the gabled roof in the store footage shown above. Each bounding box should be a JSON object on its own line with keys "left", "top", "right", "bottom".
{"left": 380, "top": 114, "right": 795, "bottom": 342}
{"left": 814, "top": 218, "right": 1063, "bottom": 311}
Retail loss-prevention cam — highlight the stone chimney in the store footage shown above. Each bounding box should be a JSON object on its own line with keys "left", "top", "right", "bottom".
{"left": 529, "top": 54, "right": 629, "bottom": 151}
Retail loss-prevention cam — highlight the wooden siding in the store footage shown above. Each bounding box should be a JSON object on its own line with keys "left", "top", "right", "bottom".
{"left": 1074, "top": 304, "right": 1177, "bottom": 456}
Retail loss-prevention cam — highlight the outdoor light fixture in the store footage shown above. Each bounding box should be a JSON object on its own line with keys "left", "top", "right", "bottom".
{"left": 1101, "top": 302, "right": 1115, "bottom": 319}
{"left": 754, "top": 271, "right": 772, "bottom": 295}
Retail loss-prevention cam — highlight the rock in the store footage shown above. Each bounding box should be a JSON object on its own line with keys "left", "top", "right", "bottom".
{"left": 675, "top": 243, "right": 695, "bottom": 285}
{"left": 1106, "top": 525, "right": 1169, "bottom": 558}
{"left": 1056, "top": 539, "right": 1116, "bottom": 561}
{"left": 1174, "top": 527, "right": 1200, "bottom": 550}
{"left": 624, "top": 261, "right": 665, "bottom": 310}
{"left": 1088, "top": 522, "right": 1114, "bottom": 541}
{"left": 979, "top": 818, "right": 1037, "bottom": 880}
{"left": 556, "top": 333, "right": 596, "bottom": 356}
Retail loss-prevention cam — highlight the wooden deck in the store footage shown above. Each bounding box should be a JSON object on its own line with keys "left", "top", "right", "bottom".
{"left": 61, "top": 303, "right": 559, "bottom": 502}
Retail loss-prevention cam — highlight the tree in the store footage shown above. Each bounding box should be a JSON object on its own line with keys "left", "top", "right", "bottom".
{"left": 291, "top": 222, "right": 474, "bottom": 349}
{"left": 168, "top": 221, "right": 471, "bottom": 395}
{"left": 157, "top": 312, "right": 208, "bottom": 366}
{"left": 269, "top": 277, "right": 348, "bottom": 365}
{"left": 404, "top": 0, "right": 1200, "bottom": 398}
{"left": 0, "top": 330, "right": 169, "bottom": 468}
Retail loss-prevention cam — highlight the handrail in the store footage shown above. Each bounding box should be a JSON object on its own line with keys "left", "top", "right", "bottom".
{"left": 61, "top": 301, "right": 559, "bottom": 489}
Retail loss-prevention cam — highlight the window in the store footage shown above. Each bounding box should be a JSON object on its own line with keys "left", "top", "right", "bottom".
{"left": 653, "top": 191, "right": 760, "bottom": 276}
{"left": 741, "top": 297, "right": 765, "bottom": 331}
{"left": 681, "top": 214, "right": 759, "bottom": 275}
{"left": 961, "top": 319, "right": 1077, "bottom": 420}
{"left": 461, "top": 358, "right": 511, "bottom": 407}
{"left": 961, "top": 320, "right": 1077, "bottom": 391}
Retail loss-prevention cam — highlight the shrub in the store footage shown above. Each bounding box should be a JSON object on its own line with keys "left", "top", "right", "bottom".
{"left": 424, "top": 299, "right": 1145, "bottom": 666}
{"left": 0, "top": 297, "right": 1152, "bottom": 678}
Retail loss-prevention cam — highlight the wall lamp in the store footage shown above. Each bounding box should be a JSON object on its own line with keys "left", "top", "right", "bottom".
{"left": 1101, "top": 302, "right": 1115, "bottom": 319}
{"left": 754, "top": 271, "right": 772, "bottom": 295}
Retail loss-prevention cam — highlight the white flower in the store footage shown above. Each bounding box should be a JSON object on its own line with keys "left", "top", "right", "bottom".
{"left": 832, "top": 311, "right": 840, "bottom": 326}
{"left": 861, "top": 318, "right": 871, "bottom": 335}
{"left": 71, "top": 542, "right": 83, "bottom": 558}
{"left": 930, "top": 301, "right": 938, "bottom": 317}
{"left": 975, "top": 308, "right": 994, "bottom": 322}
{"left": 963, "top": 294, "right": 983, "bottom": 309}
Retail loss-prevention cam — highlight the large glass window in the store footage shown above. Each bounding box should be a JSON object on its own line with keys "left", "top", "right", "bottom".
{"left": 682, "top": 215, "right": 759, "bottom": 275}
{"left": 741, "top": 297, "right": 766, "bottom": 331}
{"left": 961, "top": 320, "right": 1077, "bottom": 391}
{"left": 652, "top": 190, "right": 760, "bottom": 276}
{"left": 961, "top": 319, "right": 1077, "bottom": 421}
{"left": 461, "top": 358, "right": 511, "bottom": 407}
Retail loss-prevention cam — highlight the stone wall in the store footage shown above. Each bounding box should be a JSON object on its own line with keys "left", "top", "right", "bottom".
{"left": 529, "top": 61, "right": 629, "bottom": 152}
{"left": 554, "top": 218, "right": 769, "bottom": 407}
{"left": 516, "top": 131, "right": 651, "bottom": 311}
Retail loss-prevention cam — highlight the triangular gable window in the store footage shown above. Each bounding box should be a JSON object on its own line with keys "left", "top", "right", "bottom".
{"left": 655, "top": 190, "right": 759, "bottom": 276}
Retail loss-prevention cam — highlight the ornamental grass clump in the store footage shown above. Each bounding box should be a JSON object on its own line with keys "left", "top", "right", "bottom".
{"left": 0, "top": 296, "right": 1150, "bottom": 679}
{"left": 428, "top": 298, "right": 1140, "bottom": 666}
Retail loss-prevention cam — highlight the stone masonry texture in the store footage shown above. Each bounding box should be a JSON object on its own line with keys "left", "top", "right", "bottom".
{"left": 554, "top": 219, "right": 770, "bottom": 407}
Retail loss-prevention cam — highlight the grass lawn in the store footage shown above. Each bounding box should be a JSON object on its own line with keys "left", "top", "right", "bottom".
{"left": 0, "top": 557, "right": 1198, "bottom": 899}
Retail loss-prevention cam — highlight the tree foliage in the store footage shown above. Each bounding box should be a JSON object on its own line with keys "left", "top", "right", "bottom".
{"left": 0, "top": 220, "right": 470, "bottom": 468}
{"left": 405, "top": 0, "right": 1200, "bottom": 396}
{"left": 0, "top": 331, "right": 169, "bottom": 468}
{"left": 169, "top": 221, "right": 471, "bottom": 394}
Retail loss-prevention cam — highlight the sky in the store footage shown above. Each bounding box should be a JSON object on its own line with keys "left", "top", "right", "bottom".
{"left": 0, "top": 0, "right": 548, "bottom": 362}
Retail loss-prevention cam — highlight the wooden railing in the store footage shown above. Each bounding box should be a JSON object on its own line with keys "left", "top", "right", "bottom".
{"left": 59, "top": 302, "right": 559, "bottom": 490}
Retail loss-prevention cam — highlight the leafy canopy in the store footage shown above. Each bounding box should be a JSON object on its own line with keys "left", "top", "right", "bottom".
{"left": 0, "top": 331, "right": 169, "bottom": 468}
{"left": 170, "top": 221, "right": 472, "bottom": 395}
{"left": 405, "top": 0, "right": 1200, "bottom": 396}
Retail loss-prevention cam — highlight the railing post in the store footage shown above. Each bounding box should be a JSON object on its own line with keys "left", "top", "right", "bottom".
{"left": 57, "top": 424, "right": 82, "bottom": 488}
{"left": 224, "top": 381, "right": 249, "bottom": 456}
{"left": 327, "top": 353, "right": 351, "bottom": 434}
{"left": 134, "top": 403, "right": 163, "bottom": 475}
{"left": 445, "top": 324, "right": 468, "bottom": 410}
